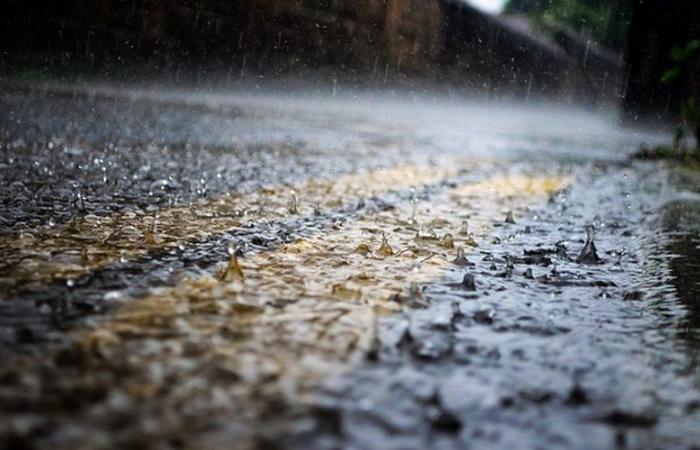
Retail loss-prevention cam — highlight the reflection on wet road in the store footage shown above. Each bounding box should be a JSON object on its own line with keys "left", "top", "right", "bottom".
{"left": 0, "top": 81, "right": 698, "bottom": 449}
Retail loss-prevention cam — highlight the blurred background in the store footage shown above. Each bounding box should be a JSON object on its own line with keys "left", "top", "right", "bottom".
{"left": 0, "top": 1, "right": 698, "bottom": 125}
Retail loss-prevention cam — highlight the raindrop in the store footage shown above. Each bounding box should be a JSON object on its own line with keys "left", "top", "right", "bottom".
{"left": 473, "top": 308, "right": 493, "bottom": 324}
{"left": 74, "top": 191, "right": 86, "bottom": 212}
{"left": 461, "top": 274, "right": 476, "bottom": 291}
{"left": 465, "top": 233, "right": 478, "bottom": 247}
{"left": 459, "top": 221, "right": 470, "bottom": 236}
{"left": 219, "top": 244, "right": 245, "bottom": 282}
{"left": 548, "top": 262, "right": 560, "bottom": 278}
{"left": 555, "top": 241, "right": 569, "bottom": 259}
{"left": 288, "top": 190, "right": 300, "bottom": 215}
{"left": 452, "top": 247, "right": 470, "bottom": 266}
{"left": 409, "top": 187, "right": 418, "bottom": 224}
{"left": 441, "top": 233, "right": 455, "bottom": 249}
{"left": 409, "top": 281, "right": 422, "bottom": 298}
{"left": 576, "top": 225, "right": 602, "bottom": 264}
{"left": 355, "top": 243, "right": 371, "bottom": 255}
{"left": 144, "top": 215, "right": 157, "bottom": 245}
{"left": 459, "top": 221, "right": 478, "bottom": 246}
{"left": 377, "top": 232, "right": 394, "bottom": 256}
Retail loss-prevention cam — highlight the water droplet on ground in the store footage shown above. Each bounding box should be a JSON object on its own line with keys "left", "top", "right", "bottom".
{"left": 576, "top": 224, "right": 602, "bottom": 264}
{"left": 377, "top": 232, "right": 394, "bottom": 257}
{"left": 452, "top": 247, "right": 470, "bottom": 267}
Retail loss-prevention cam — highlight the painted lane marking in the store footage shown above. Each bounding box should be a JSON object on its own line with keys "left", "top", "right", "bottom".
{"left": 1, "top": 163, "right": 473, "bottom": 296}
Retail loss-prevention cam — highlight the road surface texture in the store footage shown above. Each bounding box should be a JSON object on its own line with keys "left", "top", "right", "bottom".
{"left": 1, "top": 81, "right": 699, "bottom": 450}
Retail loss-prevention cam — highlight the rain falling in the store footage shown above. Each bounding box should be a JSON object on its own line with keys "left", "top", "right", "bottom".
{"left": 1, "top": 1, "right": 700, "bottom": 449}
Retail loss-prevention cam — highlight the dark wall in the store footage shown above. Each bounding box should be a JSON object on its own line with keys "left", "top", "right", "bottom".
{"left": 1, "top": 0, "right": 620, "bottom": 105}
{"left": 0, "top": 0, "right": 395, "bottom": 73}
{"left": 2, "top": 0, "right": 262, "bottom": 67}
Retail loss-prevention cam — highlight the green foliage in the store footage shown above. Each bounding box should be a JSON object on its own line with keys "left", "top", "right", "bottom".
{"left": 504, "top": 0, "right": 631, "bottom": 48}
{"left": 670, "top": 40, "right": 700, "bottom": 63}
{"left": 661, "top": 67, "right": 682, "bottom": 84}
{"left": 663, "top": 40, "right": 700, "bottom": 83}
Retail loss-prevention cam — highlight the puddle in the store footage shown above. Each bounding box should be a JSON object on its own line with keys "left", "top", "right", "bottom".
{"left": 647, "top": 198, "right": 700, "bottom": 372}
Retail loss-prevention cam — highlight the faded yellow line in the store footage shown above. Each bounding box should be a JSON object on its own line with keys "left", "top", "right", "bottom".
{"left": 0, "top": 162, "right": 473, "bottom": 294}
{"left": 452, "top": 174, "right": 570, "bottom": 199}
{"left": 0, "top": 172, "right": 570, "bottom": 448}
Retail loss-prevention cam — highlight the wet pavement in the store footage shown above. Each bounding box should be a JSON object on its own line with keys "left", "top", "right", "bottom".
{"left": 1, "top": 80, "right": 699, "bottom": 449}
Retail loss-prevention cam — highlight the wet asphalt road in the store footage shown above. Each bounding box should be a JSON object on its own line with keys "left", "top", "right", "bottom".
{"left": 1, "top": 80, "right": 699, "bottom": 449}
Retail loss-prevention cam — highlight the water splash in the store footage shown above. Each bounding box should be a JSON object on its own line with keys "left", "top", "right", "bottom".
{"left": 459, "top": 221, "right": 470, "bottom": 236}
{"left": 74, "top": 191, "right": 86, "bottom": 212}
{"left": 377, "top": 232, "right": 394, "bottom": 256}
{"left": 143, "top": 215, "right": 157, "bottom": 245}
{"left": 460, "top": 273, "right": 476, "bottom": 291}
{"left": 441, "top": 233, "right": 455, "bottom": 249}
{"left": 458, "top": 220, "right": 478, "bottom": 246}
{"left": 555, "top": 241, "right": 569, "bottom": 260}
{"left": 409, "top": 187, "right": 418, "bottom": 225}
{"left": 409, "top": 281, "right": 422, "bottom": 298}
{"left": 452, "top": 247, "right": 470, "bottom": 267}
{"left": 416, "top": 225, "right": 439, "bottom": 242}
{"left": 288, "top": 190, "right": 300, "bottom": 215}
{"left": 576, "top": 225, "right": 602, "bottom": 264}
{"left": 219, "top": 244, "right": 245, "bottom": 281}
{"left": 355, "top": 243, "right": 371, "bottom": 255}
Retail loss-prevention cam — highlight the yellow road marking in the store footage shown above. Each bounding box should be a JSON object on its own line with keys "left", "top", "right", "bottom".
{"left": 0, "top": 162, "right": 474, "bottom": 294}
{"left": 452, "top": 174, "right": 571, "bottom": 199}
